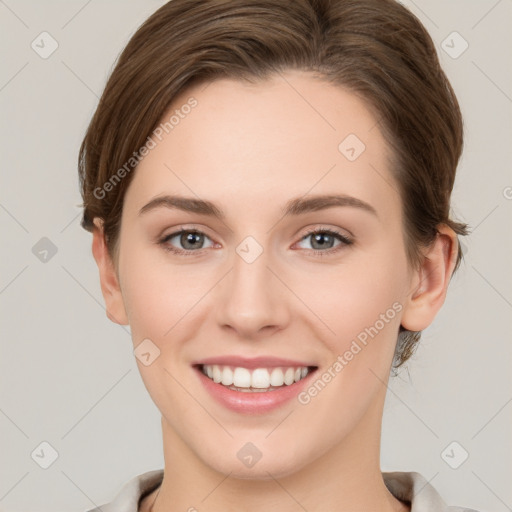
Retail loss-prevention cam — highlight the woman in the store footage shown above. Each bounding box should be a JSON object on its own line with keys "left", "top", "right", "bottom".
{"left": 79, "top": 0, "right": 478, "bottom": 510}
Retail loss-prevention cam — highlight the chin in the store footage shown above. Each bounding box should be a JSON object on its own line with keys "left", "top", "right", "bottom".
{"left": 195, "top": 439, "right": 314, "bottom": 480}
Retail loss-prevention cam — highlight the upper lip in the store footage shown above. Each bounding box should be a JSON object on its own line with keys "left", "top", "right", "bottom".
{"left": 193, "top": 356, "right": 317, "bottom": 369}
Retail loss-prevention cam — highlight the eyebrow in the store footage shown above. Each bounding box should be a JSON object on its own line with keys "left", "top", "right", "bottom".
{"left": 138, "top": 193, "right": 378, "bottom": 219}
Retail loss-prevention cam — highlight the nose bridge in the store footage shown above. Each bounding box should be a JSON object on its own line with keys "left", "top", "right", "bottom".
{"left": 216, "top": 235, "right": 288, "bottom": 336}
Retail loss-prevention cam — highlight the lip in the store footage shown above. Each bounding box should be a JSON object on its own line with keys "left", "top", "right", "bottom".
{"left": 193, "top": 355, "right": 315, "bottom": 369}
{"left": 193, "top": 361, "right": 317, "bottom": 414}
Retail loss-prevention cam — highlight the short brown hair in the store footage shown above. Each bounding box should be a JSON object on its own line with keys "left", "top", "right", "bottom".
{"left": 78, "top": 0, "right": 469, "bottom": 370}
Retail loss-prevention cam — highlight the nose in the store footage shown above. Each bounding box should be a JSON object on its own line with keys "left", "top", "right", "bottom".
{"left": 215, "top": 243, "right": 290, "bottom": 340}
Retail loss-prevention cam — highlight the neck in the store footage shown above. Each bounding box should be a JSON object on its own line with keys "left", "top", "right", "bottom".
{"left": 145, "top": 389, "right": 409, "bottom": 512}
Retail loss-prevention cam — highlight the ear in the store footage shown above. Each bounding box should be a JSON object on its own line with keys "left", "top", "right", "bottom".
{"left": 400, "top": 225, "right": 459, "bottom": 332}
{"left": 91, "top": 218, "right": 129, "bottom": 325}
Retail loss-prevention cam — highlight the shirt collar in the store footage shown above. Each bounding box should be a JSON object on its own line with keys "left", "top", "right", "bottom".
{"left": 383, "top": 471, "right": 449, "bottom": 511}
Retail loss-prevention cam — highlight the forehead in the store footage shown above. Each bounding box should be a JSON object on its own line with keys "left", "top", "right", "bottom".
{"left": 125, "top": 70, "right": 400, "bottom": 224}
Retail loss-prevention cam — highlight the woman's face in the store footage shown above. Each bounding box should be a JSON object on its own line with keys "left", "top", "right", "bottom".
{"left": 113, "top": 70, "right": 415, "bottom": 478}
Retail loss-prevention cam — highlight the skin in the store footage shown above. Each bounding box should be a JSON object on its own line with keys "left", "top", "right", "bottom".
{"left": 92, "top": 70, "right": 458, "bottom": 512}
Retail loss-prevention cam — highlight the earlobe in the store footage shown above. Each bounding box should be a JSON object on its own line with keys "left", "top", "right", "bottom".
{"left": 91, "top": 218, "right": 129, "bottom": 325}
{"left": 400, "top": 225, "right": 459, "bottom": 332}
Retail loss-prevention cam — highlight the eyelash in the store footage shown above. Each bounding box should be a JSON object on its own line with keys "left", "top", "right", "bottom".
{"left": 158, "top": 226, "right": 354, "bottom": 257}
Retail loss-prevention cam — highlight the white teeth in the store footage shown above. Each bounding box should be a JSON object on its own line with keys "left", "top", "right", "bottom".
{"left": 270, "top": 368, "right": 284, "bottom": 386}
{"left": 201, "top": 364, "right": 312, "bottom": 390}
{"left": 284, "top": 367, "right": 295, "bottom": 385}
{"left": 221, "top": 366, "right": 233, "bottom": 386}
{"left": 233, "top": 367, "right": 251, "bottom": 388}
{"left": 251, "top": 368, "right": 270, "bottom": 388}
{"left": 212, "top": 365, "right": 222, "bottom": 383}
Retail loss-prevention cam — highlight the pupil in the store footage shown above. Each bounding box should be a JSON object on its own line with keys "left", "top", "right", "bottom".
{"left": 182, "top": 232, "right": 203, "bottom": 250}
{"left": 312, "top": 233, "right": 332, "bottom": 249}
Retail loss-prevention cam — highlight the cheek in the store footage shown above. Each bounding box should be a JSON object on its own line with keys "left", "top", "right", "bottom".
{"left": 305, "top": 244, "right": 408, "bottom": 352}
{"left": 117, "top": 243, "right": 199, "bottom": 408}
{"left": 118, "top": 241, "right": 214, "bottom": 343}
{"left": 118, "top": 240, "right": 172, "bottom": 340}
{"left": 294, "top": 248, "right": 407, "bottom": 435}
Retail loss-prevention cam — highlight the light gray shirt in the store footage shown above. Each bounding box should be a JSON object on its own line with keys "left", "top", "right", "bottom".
{"left": 86, "top": 469, "right": 481, "bottom": 512}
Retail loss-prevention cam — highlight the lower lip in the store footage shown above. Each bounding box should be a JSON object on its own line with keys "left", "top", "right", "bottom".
{"left": 195, "top": 366, "right": 316, "bottom": 414}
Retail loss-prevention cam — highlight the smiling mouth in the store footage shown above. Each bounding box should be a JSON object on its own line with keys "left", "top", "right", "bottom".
{"left": 196, "top": 364, "right": 318, "bottom": 392}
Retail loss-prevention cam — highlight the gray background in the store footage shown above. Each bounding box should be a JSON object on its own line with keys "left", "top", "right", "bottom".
{"left": 0, "top": 1, "right": 511, "bottom": 511}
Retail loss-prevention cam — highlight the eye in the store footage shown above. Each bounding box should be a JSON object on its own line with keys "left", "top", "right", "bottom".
{"left": 158, "top": 226, "right": 353, "bottom": 256}
{"left": 159, "top": 228, "right": 215, "bottom": 254}
{"left": 294, "top": 227, "right": 353, "bottom": 255}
